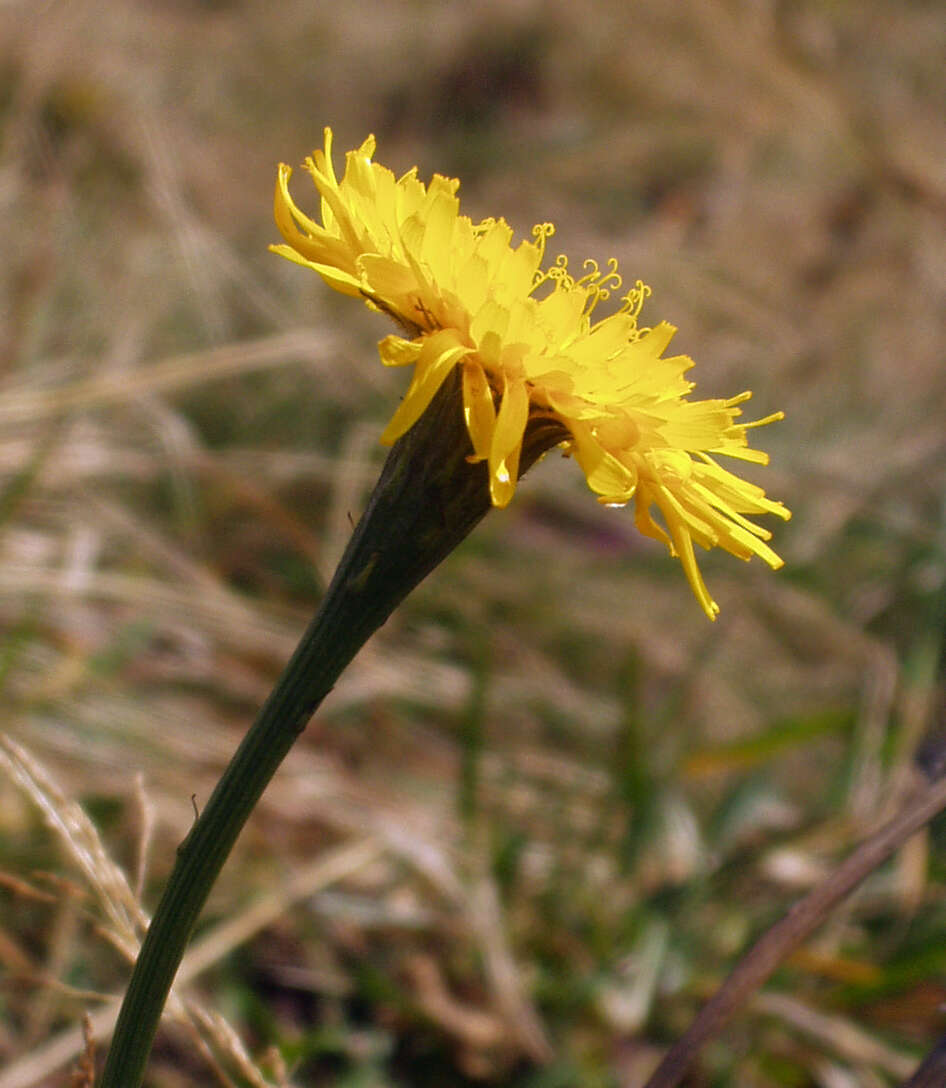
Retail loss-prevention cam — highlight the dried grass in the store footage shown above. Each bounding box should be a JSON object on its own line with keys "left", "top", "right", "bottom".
{"left": 1, "top": 0, "right": 944, "bottom": 1083}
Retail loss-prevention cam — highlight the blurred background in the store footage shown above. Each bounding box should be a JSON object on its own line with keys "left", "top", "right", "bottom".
{"left": 1, "top": 1, "right": 945, "bottom": 1085}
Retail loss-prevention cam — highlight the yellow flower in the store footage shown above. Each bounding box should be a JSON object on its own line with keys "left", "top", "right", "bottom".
{"left": 272, "top": 128, "right": 790, "bottom": 619}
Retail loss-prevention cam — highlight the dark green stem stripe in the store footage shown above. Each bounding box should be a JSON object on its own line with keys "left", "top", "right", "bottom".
{"left": 99, "top": 585, "right": 383, "bottom": 1085}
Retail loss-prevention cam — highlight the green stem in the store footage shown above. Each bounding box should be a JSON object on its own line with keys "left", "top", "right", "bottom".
{"left": 100, "top": 373, "right": 506, "bottom": 1087}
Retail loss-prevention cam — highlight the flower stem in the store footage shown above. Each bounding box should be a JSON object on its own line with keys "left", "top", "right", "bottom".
{"left": 100, "top": 372, "right": 502, "bottom": 1087}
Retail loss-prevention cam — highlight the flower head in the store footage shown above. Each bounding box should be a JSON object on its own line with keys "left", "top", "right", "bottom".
{"left": 272, "top": 128, "right": 790, "bottom": 618}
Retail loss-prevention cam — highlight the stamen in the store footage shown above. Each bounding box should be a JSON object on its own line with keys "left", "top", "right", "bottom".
{"left": 576, "top": 258, "right": 600, "bottom": 288}
{"left": 531, "top": 222, "right": 555, "bottom": 262}
{"left": 744, "top": 410, "right": 785, "bottom": 428}
{"left": 618, "top": 280, "right": 652, "bottom": 322}
{"left": 724, "top": 391, "right": 754, "bottom": 408}
{"left": 532, "top": 253, "right": 572, "bottom": 294}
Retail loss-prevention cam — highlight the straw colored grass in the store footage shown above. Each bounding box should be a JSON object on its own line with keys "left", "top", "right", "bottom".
{"left": 2, "top": 0, "right": 945, "bottom": 1083}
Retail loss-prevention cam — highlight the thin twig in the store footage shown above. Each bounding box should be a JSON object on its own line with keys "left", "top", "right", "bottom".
{"left": 644, "top": 772, "right": 946, "bottom": 1088}
{"left": 900, "top": 1034, "right": 946, "bottom": 1088}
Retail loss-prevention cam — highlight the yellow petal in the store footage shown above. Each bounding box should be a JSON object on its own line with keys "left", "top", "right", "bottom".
{"left": 566, "top": 421, "right": 637, "bottom": 504}
{"left": 488, "top": 377, "right": 529, "bottom": 507}
{"left": 271, "top": 130, "right": 790, "bottom": 617}
{"left": 378, "top": 335, "right": 422, "bottom": 367}
{"left": 380, "top": 331, "right": 471, "bottom": 444}
{"left": 462, "top": 361, "right": 496, "bottom": 462}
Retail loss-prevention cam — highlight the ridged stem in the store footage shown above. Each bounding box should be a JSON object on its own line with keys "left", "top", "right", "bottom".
{"left": 99, "top": 371, "right": 554, "bottom": 1087}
